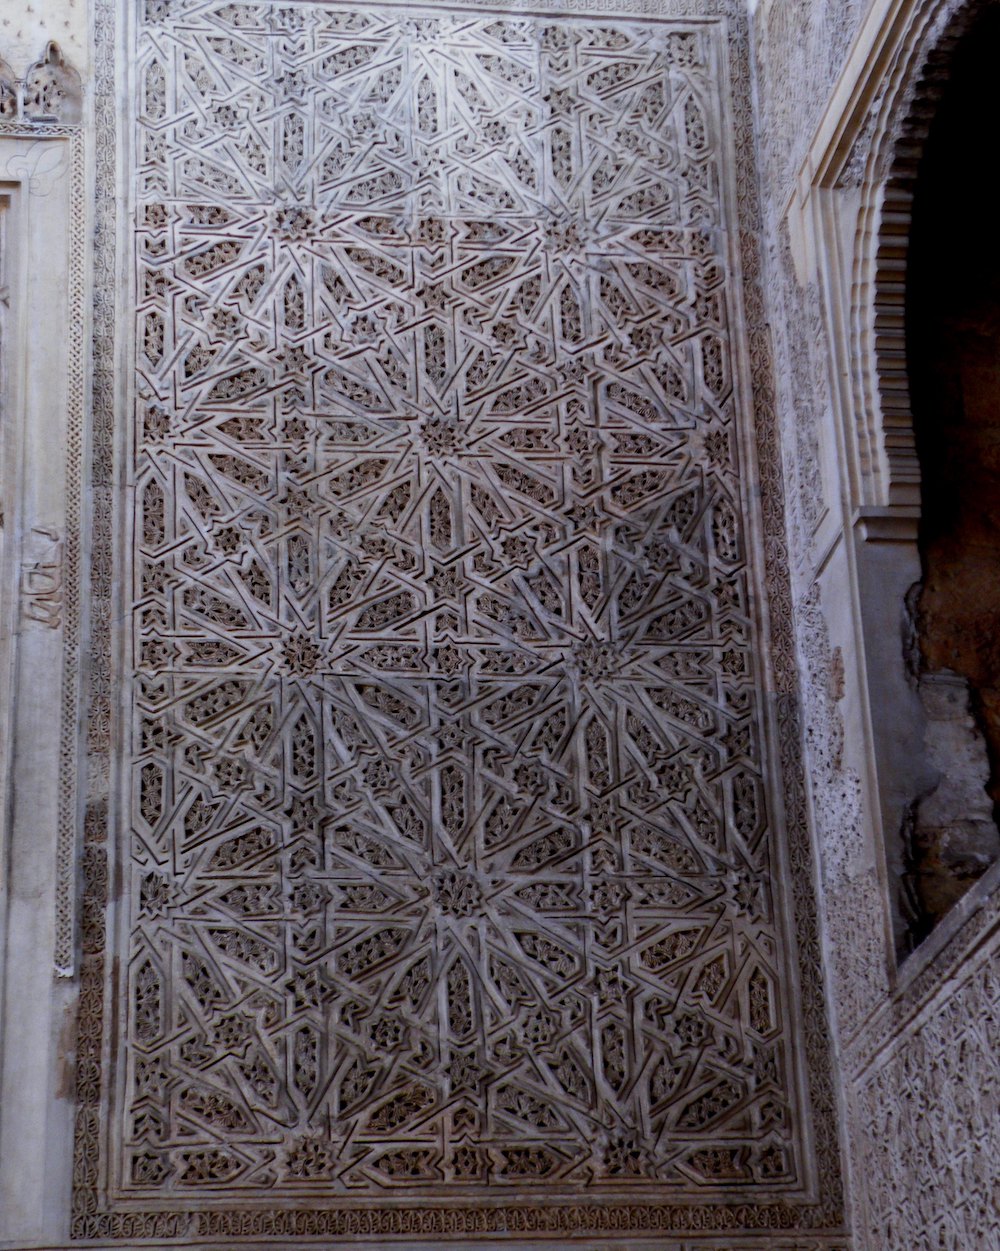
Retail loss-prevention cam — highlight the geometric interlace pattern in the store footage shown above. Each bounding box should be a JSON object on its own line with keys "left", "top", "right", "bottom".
{"left": 124, "top": 0, "right": 802, "bottom": 1198}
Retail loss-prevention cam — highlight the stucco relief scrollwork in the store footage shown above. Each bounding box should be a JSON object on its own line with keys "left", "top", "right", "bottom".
{"left": 121, "top": 0, "right": 801, "bottom": 1200}
{"left": 753, "top": 0, "right": 863, "bottom": 204}
{"left": 753, "top": 3, "right": 1000, "bottom": 1251}
{"left": 0, "top": 41, "right": 81, "bottom": 126}
{"left": 69, "top": 0, "right": 845, "bottom": 1241}
{"left": 0, "top": 57, "right": 16, "bottom": 119}
{"left": 856, "top": 928, "right": 1000, "bottom": 1251}
{"left": 24, "top": 41, "right": 82, "bottom": 123}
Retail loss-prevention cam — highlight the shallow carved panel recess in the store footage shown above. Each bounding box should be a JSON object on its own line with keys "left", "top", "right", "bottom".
{"left": 105, "top": 0, "right": 825, "bottom": 1232}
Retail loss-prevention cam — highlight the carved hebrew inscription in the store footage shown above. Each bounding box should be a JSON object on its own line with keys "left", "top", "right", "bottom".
{"left": 121, "top": 0, "right": 803, "bottom": 1201}
{"left": 21, "top": 526, "right": 63, "bottom": 628}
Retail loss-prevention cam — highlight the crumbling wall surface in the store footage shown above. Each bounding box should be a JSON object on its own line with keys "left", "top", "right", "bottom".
{"left": 906, "top": 17, "right": 1000, "bottom": 921}
{"left": 752, "top": 1, "right": 1000, "bottom": 1248}
{"left": 751, "top": 0, "right": 864, "bottom": 207}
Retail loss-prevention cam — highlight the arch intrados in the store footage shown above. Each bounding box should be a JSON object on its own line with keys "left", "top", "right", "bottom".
{"left": 860, "top": 0, "right": 995, "bottom": 508}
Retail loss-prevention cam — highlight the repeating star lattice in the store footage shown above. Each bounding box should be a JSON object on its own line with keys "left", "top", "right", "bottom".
{"left": 122, "top": 0, "right": 799, "bottom": 1198}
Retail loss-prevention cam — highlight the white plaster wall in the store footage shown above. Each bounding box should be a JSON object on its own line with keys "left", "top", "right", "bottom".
{"left": 0, "top": 141, "right": 86, "bottom": 1245}
{"left": 0, "top": 0, "right": 88, "bottom": 80}
{"left": 0, "top": 1, "right": 91, "bottom": 1245}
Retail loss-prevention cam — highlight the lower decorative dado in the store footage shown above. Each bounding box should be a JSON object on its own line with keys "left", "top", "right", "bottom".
{"left": 846, "top": 881, "right": 1000, "bottom": 1249}
{"left": 70, "top": 0, "right": 844, "bottom": 1241}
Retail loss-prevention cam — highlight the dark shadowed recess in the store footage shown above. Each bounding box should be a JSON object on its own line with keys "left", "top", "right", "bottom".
{"left": 905, "top": 6, "right": 1000, "bottom": 936}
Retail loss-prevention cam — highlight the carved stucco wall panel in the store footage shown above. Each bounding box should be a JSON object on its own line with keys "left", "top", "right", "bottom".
{"left": 9, "top": 0, "right": 994, "bottom": 1246}
{"left": 60, "top": 0, "right": 847, "bottom": 1244}
{"left": 753, "top": 2, "right": 1000, "bottom": 1250}
{"left": 752, "top": 0, "right": 864, "bottom": 209}
{"left": 852, "top": 911, "right": 1000, "bottom": 1250}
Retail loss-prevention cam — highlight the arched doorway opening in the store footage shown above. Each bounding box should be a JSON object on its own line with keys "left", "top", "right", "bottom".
{"left": 902, "top": 4, "right": 1000, "bottom": 938}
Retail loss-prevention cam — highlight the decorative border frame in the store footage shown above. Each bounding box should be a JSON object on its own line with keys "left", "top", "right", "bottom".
{"left": 71, "top": 0, "right": 847, "bottom": 1241}
{"left": 0, "top": 118, "right": 86, "bottom": 978}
